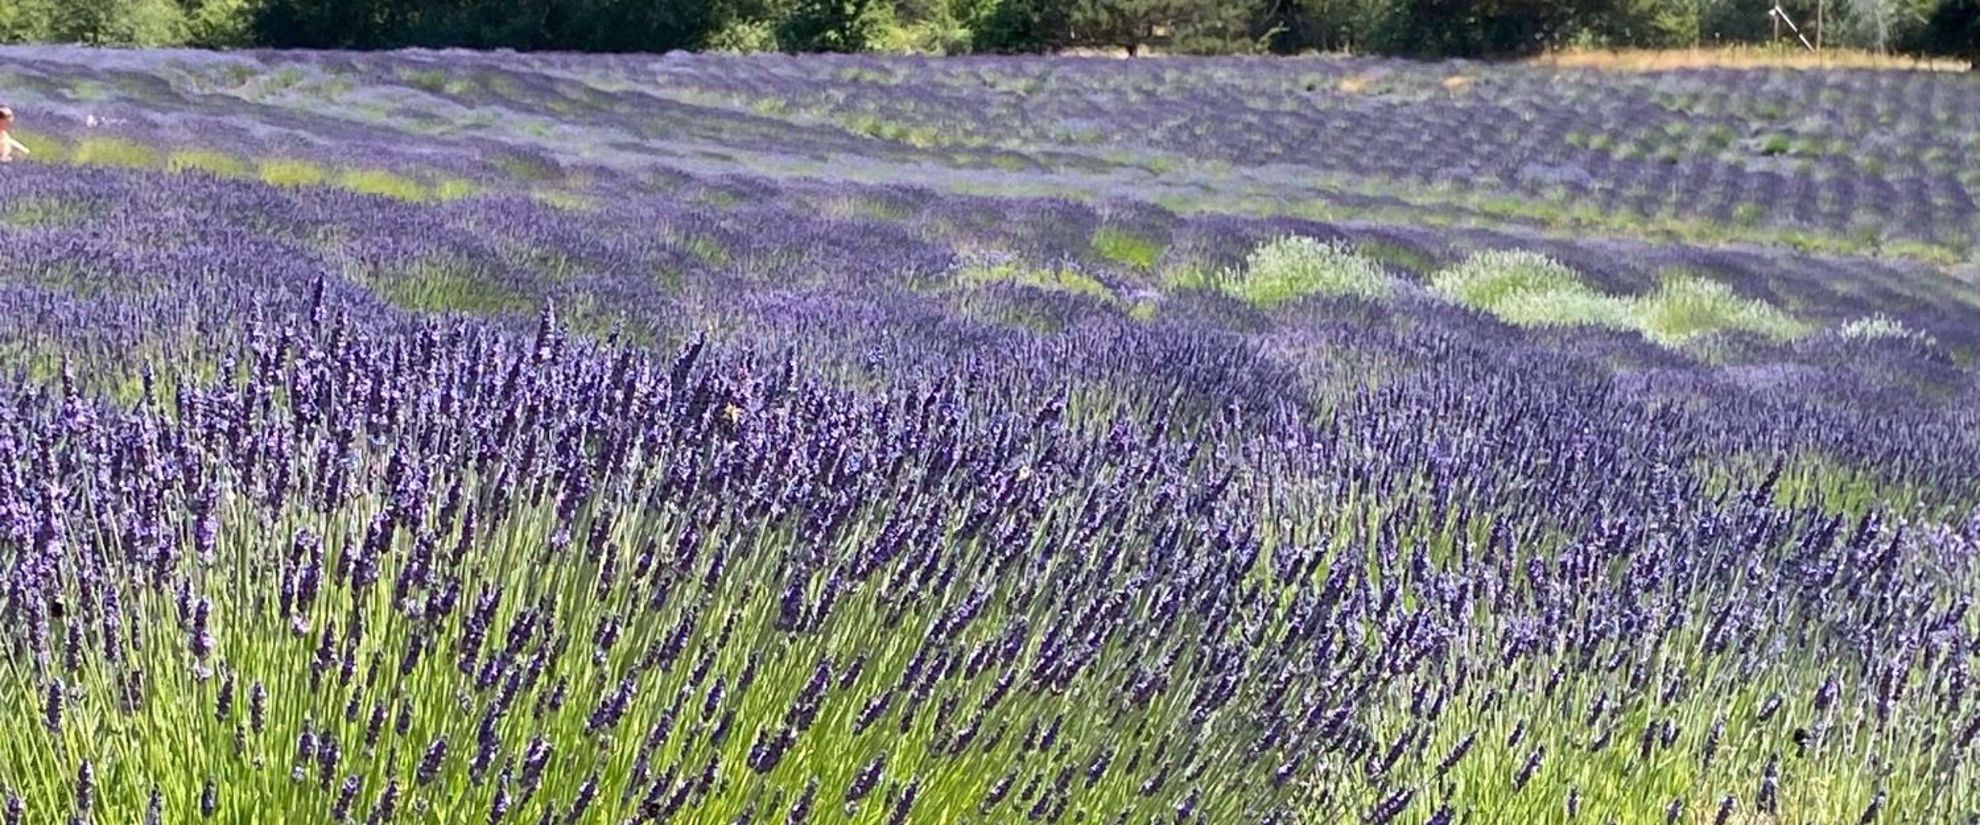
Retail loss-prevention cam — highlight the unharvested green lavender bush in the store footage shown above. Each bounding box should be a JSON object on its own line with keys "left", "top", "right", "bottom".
{"left": 166, "top": 148, "right": 252, "bottom": 178}
{"left": 1430, "top": 250, "right": 1635, "bottom": 329}
{"left": 1632, "top": 275, "right": 1809, "bottom": 346}
{"left": 954, "top": 256, "right": 1117, "bottom": 303}
{"left": 1090, "top": 227, "right": 1165, "bottom": 271}
{"left": 67, "top": 136, "right": 163, "bottom": 169}
{"left": 1433, "top": 252, "right": 1809, "bottom": 347}
{"left": 1193, "top": 236, "right": 1392, "bottom": 308}
{"left": 336, "top": 168, "right": 434, "bottom": 201}
{"left": 258, "top": 158, "right": 332, "bottom": 187}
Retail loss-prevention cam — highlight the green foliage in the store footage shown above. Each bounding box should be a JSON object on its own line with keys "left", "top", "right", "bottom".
{"left": 248, "top": 0, "right": 361, "bottom": 47}
{"left": 0, "top": 129, "right": 64, "bottom": 162}
{"left": 167, "top": 148, "right": 252, "bottom": 177}
{"left": 0, "top": 0, "right": 59, "bottom": 41}
{"left": 1704, "top": 451, "right": 1976, "bottom": 520}
{"left": 400, "top": 68, "right": 465, "bottom": 95}
{"left": 1183, "top": 235, "right": 1392, "bottom": 308}
{"left": 777, "top": 0, "right": 890, "bottom": 51}
{"left": 1291, "top": 0, "right": 1389, "bottom": 51}
{"left": 68, "top": 136, "right": 164, "bottom": 168}
{"left": 1432, "top": 250, "right": 1636, "bottom": 329}
{"left": 531, "top": 190, "right": 598, "bottom": 211}
{"left": 706, "top": 17, "right": 781, "bottom": 51}
{"left": 1586, "top": 0, "right": 1700, "bottom": 47}
{"left": 1919, "top": 0, "right": 1979, "bottom": 67}
{"left": 247, "top": 157, "right": 469, "bottom": 201}
{"left": 1272, "top": 0, "right": 1958, "bottom": 54}
{"left": 1, "top": 0, "right": 193, "bottom": 45}
{"left": 258, "top": 158, "right": 333, "bottom": 188}
{"left": 1, "top": 0, "right": 1967, "bottom": 57}
{"left": 183, "top": 0, "right": 257, "bottom": 46}
{"left": 250, "top": 0, "right": 718, "bottom": 50}
{"left": 1633, "top": 274, "right": 1810, "bottom": 345}
{"left": 1066, "top": 0, "right": 1265, "bottom": 54}
{"left": 430, "top": 176, "right": 481, "bottom": 201}
{"left": 972, "top": 0, "right": 1071, "bottom": 51}
{"left": 873, "top": 0, "right": 976, "bottom": 52}
{"left": 54, "top": 0, "right": 188, "bottom": 45}
{"left": 956, "top": 257, "right": 1118, "bottom": 303}
{"left": 1432, "top": 252, "right": 1812, "bottom": 348}
{"left": 1361, "top": 0, "right": 1631, "bottom": 57}
{"left": 371, "top": 259, "right": 536, "bottom": 315}
{"left": 337, "top": 168, "right": 431, "bottom": 200}
{"left": 1090, "top": 227, "right": 1165, "bottom": 270}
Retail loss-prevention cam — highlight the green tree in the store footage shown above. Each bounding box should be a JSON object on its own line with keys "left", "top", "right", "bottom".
{"left": 253, "top": 0, "right": 399, "bottom": 48}
{"left": 1291, "top": 0, "right": 1384, "bottom": 51}
{"left": 23, "top": 0, "right": 191, "bottom": 44}
{"left": 1168, "top": 0, "right": 1268, "bottom": 52}
{"left": 875, "top": 0, "right": 979, "bottom": 52}
{"left": 973, "top": 0, "right": 1071, "bottom": 51}
{"left": 1366, "top": 0, "right": 1613, "bottom": 56}
{"left": 1919, "top": 0, "right": 1978, "bottom": 65}
{"left": 178, "top": 0, "right": 259, "bottom": 46}
{"left": 0, "top": 0, "right": 60, "bottom": 42}
{"left": 777, "top": 0, "right": 888, "bottom": 50}
{"left": 1067, "top": 0, "right": 1263, "bottom": 54}
{"left": 250, "top": 0, "right": 717, "bottom": 51}
{"left": 704, "top": 0, "right": 788, "bottom": 50}
{"left": 552, "top": 0, "right": 719, "bottom": 53}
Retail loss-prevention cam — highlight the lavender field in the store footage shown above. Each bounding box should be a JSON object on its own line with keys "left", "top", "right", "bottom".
{"left": 2, "top": 46, "right": 1979, "bottom": 824}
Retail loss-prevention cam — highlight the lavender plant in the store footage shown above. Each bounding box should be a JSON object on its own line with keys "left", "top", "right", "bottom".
{"left": 0, "top": 47, "right": 1977, "bottom": 825}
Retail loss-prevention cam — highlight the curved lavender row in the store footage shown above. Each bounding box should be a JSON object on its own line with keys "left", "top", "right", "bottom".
{"left": 0, "top": 300, "right": 1975, "bottom": 822}
{"left": 4, "top": 47, "right": 1976, "bottom": 252}
{"left": 641, "top": 53, "right": 1980, "bottom": 249}
{"left": 3, "top": 158, "right": 1974, "bottom": 500}
{"left": 1, "top": 160, "right": 1971, "bottom": 346}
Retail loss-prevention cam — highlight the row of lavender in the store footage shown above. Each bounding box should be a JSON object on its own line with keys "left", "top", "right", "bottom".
{"left": 1, "top": 52, "right": 1978, "bottom": 823}
{"left": 640, "top": 54, "right": 1980, "bottom": 250}
{"left": 0, "top": 159, "right": 1976, "bottom": 824}
{"left": 3, "top": 278, "right": 1979, "bottom": 822}
{"left": 3, "top": 47, "right": 1977, "bottom": 257}
{"left": 4, "top": 159, "right": 1976, "bottom": 489}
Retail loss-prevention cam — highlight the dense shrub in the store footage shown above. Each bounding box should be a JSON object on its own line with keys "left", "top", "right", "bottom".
{"left": 1633, "top": 275, "right": 1808, "bottom": 345}
{"left": 1209, "top": 235, "right": 1393, "bottom": 307}
{"left": 1431, "top": 250, "right": 1635, "bottom": 329}
{"left": 1920, "top": 0, "right": 1979, "bottom": 67}
{"left": 1432, "top": 252, "right": 1812, "bottom": 347}
{"left": 6, "top": 0, "right": 1976, "bottom": 58}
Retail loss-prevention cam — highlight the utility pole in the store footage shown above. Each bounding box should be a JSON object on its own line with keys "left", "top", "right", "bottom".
{"left": 1770, "top": 4, "right": 1815, "bottom": 50}
{"left": 1816, "top": 0, "right": 1825, "bottom": 52}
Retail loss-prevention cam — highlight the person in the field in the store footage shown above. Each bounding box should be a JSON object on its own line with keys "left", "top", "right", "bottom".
{"left": 0, "top": 106, "right": 31, "bottom": 163}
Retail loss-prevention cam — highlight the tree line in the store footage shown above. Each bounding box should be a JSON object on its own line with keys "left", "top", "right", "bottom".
{"left": 1, "top": 0, "right": 1974, "bottom": 65}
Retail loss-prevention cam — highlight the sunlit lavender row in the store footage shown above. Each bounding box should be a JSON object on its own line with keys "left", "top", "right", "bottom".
{"left": 3, "top": 46, "right": 1978, "bottom": 260}
{"left": 2, "top": 48, "right": 1979, "bottom": 824}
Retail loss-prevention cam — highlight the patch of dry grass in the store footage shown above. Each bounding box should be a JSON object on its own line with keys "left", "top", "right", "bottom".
{"left": 1533, "top": 46, "right": 1969, "bottom": 72}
